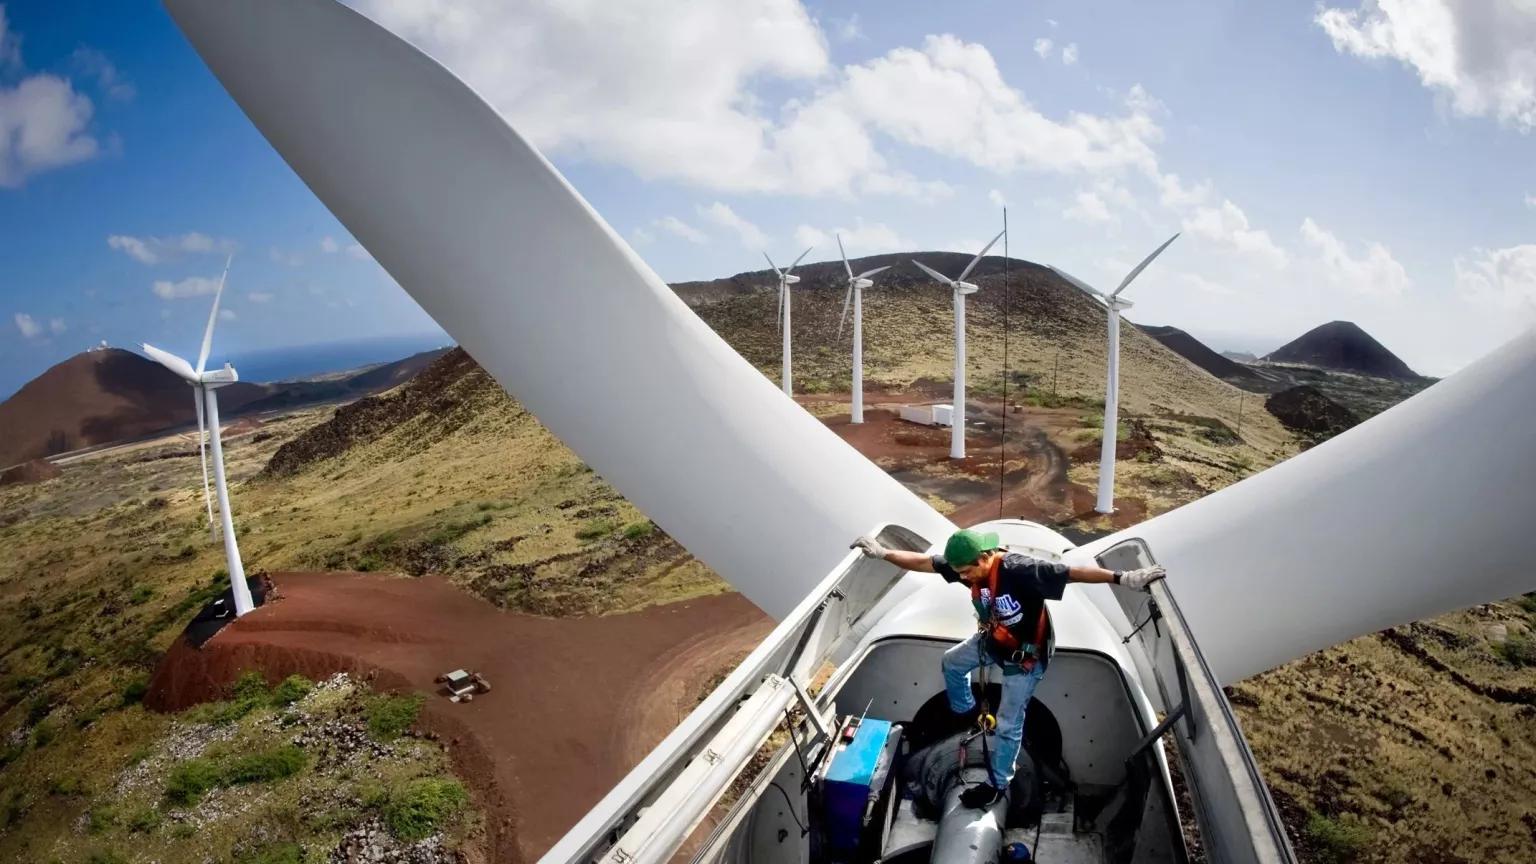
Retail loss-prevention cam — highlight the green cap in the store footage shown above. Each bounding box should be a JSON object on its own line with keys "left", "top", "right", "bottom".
{"left": 944, "top": 529, "right": 1000, "bottom": 567}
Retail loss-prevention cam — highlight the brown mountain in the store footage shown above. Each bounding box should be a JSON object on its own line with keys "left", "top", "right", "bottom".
{"left": 0, "top": 349, "right": 266, "bottom": 468}
{"left": 1264, "top": 321, "right": 1418, "bottom": 380}
{"left": 0, "top": 347, "right": 451, "bottom": 469}
{"left": 1141, "top": 324, "right": 1265, "bottom": 387}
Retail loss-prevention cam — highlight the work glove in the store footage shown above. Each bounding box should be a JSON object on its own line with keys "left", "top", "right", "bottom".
{"left": 850, "top": 535, "right": 888, "bottom": 560}
{"left": 1118, "top": 565, "right": 1166, "bottom": 591}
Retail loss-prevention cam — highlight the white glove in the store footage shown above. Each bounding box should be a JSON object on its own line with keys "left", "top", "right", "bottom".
{"left": 1119, "top": 565, "right": 1166, "bottom": 591}
{"left": 850, "top": 535, "right": 888, "bottom": 560}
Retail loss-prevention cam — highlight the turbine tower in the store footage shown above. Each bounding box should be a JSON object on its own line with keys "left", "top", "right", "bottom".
{"left": 835, "top": 235, "right": 890, "bottom": 424}
{"left": 1050, "top": 233, "right": 1179, "bottom": 514}
{"left": 765, "top": 248, "right": 811, "bottom": 397}
{"left": 141, "top": 256, "right": 254, "bottom": 617}
{"left": 912, "top": 230, "right": 1005, "bottom": 459}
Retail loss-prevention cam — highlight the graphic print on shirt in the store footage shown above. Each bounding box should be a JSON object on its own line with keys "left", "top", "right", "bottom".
{"left": 994, "top": 593, "right": 1023, "bottom": 626}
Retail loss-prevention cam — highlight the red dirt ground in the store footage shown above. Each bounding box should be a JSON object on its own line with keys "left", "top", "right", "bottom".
{"left": 146, "top": 572, "right": 772, "bottom": 862}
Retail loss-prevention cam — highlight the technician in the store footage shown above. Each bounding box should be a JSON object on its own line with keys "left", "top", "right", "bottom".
{"left": 851, "top": 528, "right": 1164, "bottom": 808}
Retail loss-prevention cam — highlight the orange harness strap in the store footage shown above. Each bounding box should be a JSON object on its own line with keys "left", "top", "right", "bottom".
{"left": 980, "top": 557, "right": 1049, "bottom": 669}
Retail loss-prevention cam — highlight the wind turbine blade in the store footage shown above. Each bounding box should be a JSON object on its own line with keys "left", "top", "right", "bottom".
{"left": 196, "top": 254, "right": 233, "bottom": 375}
{"left": 164, "top": 0, "right": 953, "bottom": 619}
{"left": 837, "top": 282, "right": 854, "bottom": 339}
{"left": 1048, "top": 265, "right": 1106, "bottom": 300}
{"left": 763, "top": 251, "right": 782, "bottom": 278}
{"left": 141, "top": 343, "right": 199, "bottom": 382}
{"left": 956, "top": 228, "right": 1006, "bottom": 284}
{"left": 910, "top": 259, "right": 954, "bottom": 286}
{"left": 856, "top": 265, "right": 891, "bottom": 280}
{"left": 1078, "top": 328, "right": 1536, "bottom": 683}
{"left": 194, "top": 386, "right": 217, "bottom": 540}
{"left": 837, "top": 233, "right": 851, "bottom": 278}
{"left": 787, "top": 246, "right": 812, "bottom": 275}
{"left": 1112, "top": 232, "right": 1179, "bottom": 297}
{"left": 776, "top": 283, "right": 784, "bottom": 333}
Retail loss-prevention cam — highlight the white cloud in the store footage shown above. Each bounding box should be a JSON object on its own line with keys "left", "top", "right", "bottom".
{"left": 49, "top": 317, "right": 65, "bottom": 334}
{"left": 108, "top": 232, "right": 233, "bottom": 264}
{"left": 1061, "top": 43, "right": 1079, "bottom": 66}
{"left": 794, "top": 219, "right": 908, "bottom": 258}
{"left": 831, "top": 14, "right": 864, "bottom": 42}
{"left": 1182, "top": 200, "right": 1288, "bottom": 268}
{"left": 1065, "top": 189, "right": 1113, "bottom": 224}
{"left": 0, "top": 6, "right": 20, "bottom": 69}
{"left": 248, "top": 291, "right": 274, "bottom": 303}
{"left": 13, "top": 312, "right": 39, "bottom": 338}
{"left": 631, "top": 226, "right": 655, "bottom": 247}
{"left": 344, "top": 243, "right": 370, "bottom": 260}
{"left": 655, "top": 215, "right": 707, "bottom": 244}
{"left": 1455, "top": 243, "right": 1536, "bottom": 311}
{"left": 1033, "top": 37, "right": 1054, "bottom": 60}
{"left": 1300, "top": 218, "right": 1411, "bottom": 297}
{"left": 151, "top": 276, "right": 221, "bottom": 300}
{"left": 0, "top": 74, "right": 99, "bottom": 187}
{"left": 218, "top": 308, "right": 236, "bottom": 322}
{"left": 1155, "top": 171, "right": 1213, "bottom": 210}
{"left": 1316, "top": 0, "right": 1536, "bottom": 131}
{"left": 988, "top": 188, "right": 1007, "bottom": 208}
{"left": 1179, "top": 271, "right": 1235, "bottom": 296}
{"left": 320, "top": 236, "right": 339, "bottom": 254}
{"left": 699, "top": 201, "right": 768, "bottom": 248}
{"left": 70, "top": 47, "right": 135, "bottom": 102}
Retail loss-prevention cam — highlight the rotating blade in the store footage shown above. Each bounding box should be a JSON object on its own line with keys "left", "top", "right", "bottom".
{"left": 786, "top": 246, "right": 811, "bottom": 276}
{"left": 1112, "top": 232, "right": 1179, "bottom": 297}
{"left": 856, "top": 265, "right": 891, "bottom": 280}
{"left": 911, "top": 259, "right": 953, "bottom": 286}
{"left": 837, "top": 281, "right": 854, "bottom": 340}
{"left": 1049, "top": 266, "right": 1107, "bottom": 301}
{"left": 194, "top": 386, "right": 217, "bottom": 541}
{"left": 837, "top": 233, "right": 852, "bottom": 278}
{"left": 142, "top": 343, "right": 199, "bottom": 382}
{"left": 956, "top": 228, "right": 1006, "bottom": 284}
{"left": 196, "top": 254, "right": 233, "bottom": 375}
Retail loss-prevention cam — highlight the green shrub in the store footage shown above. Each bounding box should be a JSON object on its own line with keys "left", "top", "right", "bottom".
{"left": 165, "top": 758, "right": 221, "bottom": 805}
{"left": 223, "top": 746, "right": 306, "bottom": 785}
{"left": 127, "top": 806, "right": 162, "bottom": 833}
{"left": 621, "top": 520, "right": 654, "bottom": 540}
{"left": 121, "top": 677, "right": 149, "bottom": 705}
{"left": 1497, "top": 633, "right": 1536, "bottom": 667}
{"left": 367, "top": 693, "right": 424, "bottom": 742}
{"left": 231, "top": 670, "right": 269, "bottom": 702}
{"left": 87, "top": 805, "right": 118, "bottom": 834}
{"left": 85, "top": 849, "right": 127, "bottom": 864}
{"left": 576, "top": 519, "right": 617, "bottom": 541}
{"left": 1518, "top": 593, "right": 1536, "bottom": 616}
{"left": 49, "top": 773, "right": 82, "bottom": 796}
{"left": 31, "top": 718, "right": 58, "bottom": 747}
{"left": 238, "top": 842, "right": 303, "bottom": 864}
{"left": 1305, "top": 812, "right": 1371, "bottom": 864}
{"left": 129, "top": 585, "right": 154, "bottom": 605}
{"left": 382, "top": 777, "right": 467, "bottom": 841}
{"left": 269, "top": 675, "right": 313, "bottom": 707}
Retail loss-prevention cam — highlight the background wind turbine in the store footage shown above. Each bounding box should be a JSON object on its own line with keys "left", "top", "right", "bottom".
{"left": 1051, "top": 233, "right": 1179, "bottom": 514}
{"left": 835, "top": 235, "right": 889, "bottom": 424}
{"left": 141, "top": 256, "right": 255, "bottom": 618}
{"left": 765, "top": 248, "right": 811, "bottom": 397}
{"left": 911, "top": 230, "right": 1005, "bottom": 459}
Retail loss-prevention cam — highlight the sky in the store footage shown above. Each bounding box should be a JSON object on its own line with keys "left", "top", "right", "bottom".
{"left": 1, "top": 0, "right": 1534, "bottom": 398}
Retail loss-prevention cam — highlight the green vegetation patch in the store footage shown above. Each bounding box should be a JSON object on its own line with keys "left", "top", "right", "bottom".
{"left": 366, "top": 692, "right": 424, "bottom": 742}
{"left": 1496, "top": 632, "right": 1536, "bottom": 667}
{"left": 268, "top": 674, "right": 313, "bottom": 707}
{"left": 1304, "top": 812, "right": 1371, "bottom": 864}
{"left": 383, "top": 777, "right": 468, "bottom": 841}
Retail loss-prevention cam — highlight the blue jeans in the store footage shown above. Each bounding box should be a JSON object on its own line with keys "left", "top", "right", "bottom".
{"left": 942, "top": 631, "right": 1046, "bottom": 787}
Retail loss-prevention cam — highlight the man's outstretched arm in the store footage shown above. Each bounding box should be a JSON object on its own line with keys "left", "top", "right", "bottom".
{"left": 1069, "top": 563, "right": 1166, "bottom": 589}
{"left": 851, "top": 536, "right": 935, "bottom": 572}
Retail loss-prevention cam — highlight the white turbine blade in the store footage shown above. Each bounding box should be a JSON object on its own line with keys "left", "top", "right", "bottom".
{"left": 785, "top": 246, "right": 812, "bottom": 278}
{"left": 956, "top": 227, "right": 1006, "bottom": 284}
{"left": 1048, "top": 265, "right": 1107, "bottom": 300}
{"left": 141, "top": 343, "right": 199, "bottom": 382}
{"left": 194, "top": 386, "right": 217, "bottom": 539}
{"left": 763, "top": 251, "right": 782, "bottom": 279}
{"left": 195, "top": 253, "right": 233, "bottom": 375}
{"left": 164, "top": 0, "right": 955, "bottom": 618}
{"left": 1111, "top": 232, "right": 1179, "bottom": 297}
{"left": 911, "top": 259, "right": 954, "bottom": 286}
{"left": 837, "top": 282, "right": 854, "bottom": 339}
{"left": 1078, "top": 328, "right": 1536, "bottom": 683}
{"left": 776, "top": 283, "right": 784, "bottom": 333}
{"left": 837, "top": 233, "right": 852, "bottom": 278}
{"left": 855, "top": 265, "right": 891, "bottom": 280}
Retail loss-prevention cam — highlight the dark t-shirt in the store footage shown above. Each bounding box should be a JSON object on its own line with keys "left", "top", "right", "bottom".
{"left": 933, "top": 551, "right": 1070, "bottom": 669}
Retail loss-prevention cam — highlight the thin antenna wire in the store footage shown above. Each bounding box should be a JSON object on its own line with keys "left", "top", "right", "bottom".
{"left": 999, "top": 207, "right": 1009, "bottom": 520}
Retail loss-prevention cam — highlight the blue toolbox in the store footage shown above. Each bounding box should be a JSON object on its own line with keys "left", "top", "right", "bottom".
{"left": 820, "top": 716, "right": 902, "bottom": 858}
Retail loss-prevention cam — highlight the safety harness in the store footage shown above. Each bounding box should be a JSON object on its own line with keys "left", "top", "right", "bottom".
{"left": 972, "top": 555, "right": 1051, "bottom": 671}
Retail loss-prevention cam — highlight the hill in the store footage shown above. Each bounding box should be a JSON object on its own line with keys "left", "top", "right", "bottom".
{"left": 1141, "top": 324, "right": 1265, "bottom": 386}
{"left": 1264, "top": 320, "right": 1418, "bottom": 380}
{"left": 0, "top": 348, "right": 266, "bottom": 468}
{"left": 0, "top": 347, "right": 450, "bottom": 469}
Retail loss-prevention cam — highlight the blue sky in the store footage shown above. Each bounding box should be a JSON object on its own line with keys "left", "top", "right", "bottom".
{"left": 2, "top": 0, "right": 1534, "bottom": 397}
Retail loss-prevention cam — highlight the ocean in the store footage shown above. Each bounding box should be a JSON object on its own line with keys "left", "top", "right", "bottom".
{"left": 224, "top": 333, "right": 454, "bottom": 384}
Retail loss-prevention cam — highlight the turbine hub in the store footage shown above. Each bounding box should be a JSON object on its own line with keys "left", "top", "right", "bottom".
{"left": 784, "top": 274, "right": 801, "bottom": 285}
{"left": 955, "top": 281, "right": 980, "bottom": 296}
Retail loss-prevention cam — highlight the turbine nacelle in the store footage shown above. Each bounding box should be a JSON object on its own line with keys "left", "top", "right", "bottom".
{"left": 954, "top": 281, "right": 980, "bottom": 296}
{"left": 782, "top": 273, "right": 801, "bottom": 286}
{"left": 852, "top": 277, "right": 874, "bottom": 290}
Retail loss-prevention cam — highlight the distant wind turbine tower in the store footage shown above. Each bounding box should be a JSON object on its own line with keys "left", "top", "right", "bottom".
{"left": 835, "top": 234, "right": 890, "bottom": 424}
{"left": 1051, "top": 233, "right": 1180, "bottom": 513}
{"left": 141, "top": 256, "right": 254, "bottom": 617}
{"left": 912, "top": 229, "right": 1005, "bottom": 459}
{"left": 765, "top": 248, "right": 812, "bottom": 396}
